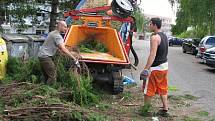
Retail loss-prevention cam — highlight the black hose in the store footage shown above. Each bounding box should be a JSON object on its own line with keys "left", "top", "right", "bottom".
{"left": 129, "top": 33, "right": 139, "bottom": 66}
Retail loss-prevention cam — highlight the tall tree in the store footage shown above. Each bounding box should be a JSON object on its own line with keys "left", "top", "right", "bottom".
{"left": 170, "top": 0, "right": 215, "bottom": 37}
{"left": 133, "top": 7, "right": 145, "bottom": 32}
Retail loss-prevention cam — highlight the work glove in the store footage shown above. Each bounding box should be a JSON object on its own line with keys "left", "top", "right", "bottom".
{"left": 140, "top": 69, "right": 150, "bottom": 81}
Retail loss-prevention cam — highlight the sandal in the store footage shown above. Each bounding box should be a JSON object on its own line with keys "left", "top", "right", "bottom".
{"left": 156, "top": 109, "right": 169, "bottom": 117}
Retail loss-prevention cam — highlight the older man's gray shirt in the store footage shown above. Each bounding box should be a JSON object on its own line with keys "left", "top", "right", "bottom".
{"left": 38, "top": 30, "right": 64, "bottom": 58}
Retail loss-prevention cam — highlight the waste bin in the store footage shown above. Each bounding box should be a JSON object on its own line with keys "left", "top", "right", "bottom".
{"left": 0, "top": 37, "right": 8, "bottom": 79}
{"left": 2, "top": 34, "right": 30, "bottom": 59}
{"left": 26, "top": 35, "right": 45, "bottom": 58}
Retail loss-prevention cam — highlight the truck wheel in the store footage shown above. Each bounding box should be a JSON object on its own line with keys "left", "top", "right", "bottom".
{"left": 111, "top": 71, "right": 123, "bottom": 95}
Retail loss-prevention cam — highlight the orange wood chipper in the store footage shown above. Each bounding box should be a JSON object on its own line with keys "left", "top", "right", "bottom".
{"left": 64, "top": 3, "right": 138, "bottom": 94}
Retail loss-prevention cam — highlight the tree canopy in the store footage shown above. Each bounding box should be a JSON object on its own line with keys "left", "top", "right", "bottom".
{"left": 1, "top": 0, "right": 145, "bottom": 33}
{"left": 133, "top": 7, "right": 145, "bottom": 32}
{"left": 0, "top": 0, "right": 79, "bottom": 32}
{"left": 170, "top": 0, "right": 215, "bottom": 38}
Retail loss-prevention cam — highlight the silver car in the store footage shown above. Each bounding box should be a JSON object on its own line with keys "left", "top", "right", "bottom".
{"left": 196, "top": 36, "right": 215, "bottom": 58}
{"left": 203, "top": 46, "right": 215, "bottom": 68}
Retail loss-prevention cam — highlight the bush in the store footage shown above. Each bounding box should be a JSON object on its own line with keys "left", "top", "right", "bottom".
{"left": 2, "top": 55, "right": 100, "bottom": 106}
{"left": 3, "top": 57, "right": 42, "bottom": 83}
{"left": 54, "top": 55, "right": 100, "bottom": 105}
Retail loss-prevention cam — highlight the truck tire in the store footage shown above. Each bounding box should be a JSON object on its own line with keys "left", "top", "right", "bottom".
{"left": 111, "top": 71, "right": 123, "bottom": 95}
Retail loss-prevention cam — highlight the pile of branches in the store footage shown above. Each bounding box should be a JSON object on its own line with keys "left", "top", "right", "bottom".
{"left": 0, "top": 82, "right": 97, "bottom": 120}
{"left": 0, "top": 56, "right": 101, "bottom": 120}
{"left": 78, "top": 39, "right": 108, "bottom": 53}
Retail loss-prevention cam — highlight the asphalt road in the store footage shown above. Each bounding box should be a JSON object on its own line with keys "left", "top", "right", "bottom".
{"left": 124, "top": 39, "right": 215, "bottom": 115}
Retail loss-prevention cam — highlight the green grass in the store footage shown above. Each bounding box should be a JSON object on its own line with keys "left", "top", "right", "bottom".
{"left": 168, "top": 94, "right": 197, "bottom": 101}
{"left": 168, "top": 86, "right": 179, "bottom": 92}
{"left": 183, "top": 94, "right": 198, "bottom": 100}
{"left": 54, "top": 55, "right": 100, "bottom": 106}
{"left": 96, "top": 103, "right": 112, "bottom": 111}
{"left": 183, "top": 116, "right": 201, "bottom": 121}
{"left": 2, "top": 56, "right": 100, "bottom": 107}
{"left": 1, "top": 56, "right": 101, "bottom": 108}
{"left": 2, "top": 57, "right": 43, "bottom": 83}
{"left": 0, "top": 56, "right": 108, "bottom": 120}
{"left": 0, "top": 98, "right": 5, "bottom": 114}
{"left": 197, "top": 111, "right": 209, "bottom": 117}
{"left": 88, "top": 112, "right": 109, "bottom": 121}
{"left": 139, "top": 103, "right": 153, "bottom": 116}
{"left": 71, "top": 112, "right": 84, "bottom": 121}
{"left": 168, "top": 95, "right": 183, "bottom": 101}
{"left": 210, "top": 117, "right": 215, "bottom": 121}
{"left": 122, "top": 92, "right": 133, "bottom": 100}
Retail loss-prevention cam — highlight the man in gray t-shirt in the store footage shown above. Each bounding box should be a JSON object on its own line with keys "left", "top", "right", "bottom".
{"left": 38, "top": 21, "right": 78, "bottom": 85}
{"left": 38, "top": 30, "right": 64, "bottom": 58}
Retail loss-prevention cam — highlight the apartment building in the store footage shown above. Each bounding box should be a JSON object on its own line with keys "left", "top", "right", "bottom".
{"left": 0, "top": 1, "right": 51, "bottom": 34}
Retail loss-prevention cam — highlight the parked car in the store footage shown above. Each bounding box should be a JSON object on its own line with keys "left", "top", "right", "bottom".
{"left": 196, "top": 36, "right": 215, "bottom": 58}
{"left": 203, "top": 47, "right": 215, "bottom": 68}
{"left": 168, "top": 37, "right": 183, "bottom": 46}
{"left": 182, "top": 38, "right": 201, "bottom": 55}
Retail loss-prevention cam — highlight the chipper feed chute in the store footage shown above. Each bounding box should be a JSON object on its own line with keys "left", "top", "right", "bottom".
{"left": 64, "top": 25, "right": 130, "bottom": 65}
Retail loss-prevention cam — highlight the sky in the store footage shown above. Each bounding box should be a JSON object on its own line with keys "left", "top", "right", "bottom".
{"left": 139, "top": 0, "right": 176, "bottom": 22}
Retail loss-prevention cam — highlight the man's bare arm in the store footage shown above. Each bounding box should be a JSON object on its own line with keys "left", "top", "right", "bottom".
{"left": 58, "top": 43, "right": 77, "bottom": 60}
{"left": 144, "top": 35, "right": 160, "bottom": 70}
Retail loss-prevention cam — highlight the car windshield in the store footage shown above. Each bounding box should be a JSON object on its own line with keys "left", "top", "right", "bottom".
{"left": 206, "top": 37, "right": 215, "bottom": 45}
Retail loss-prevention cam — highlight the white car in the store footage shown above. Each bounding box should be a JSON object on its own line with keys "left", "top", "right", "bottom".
{"left": 196, "top": 36, "right": 215, "bottom": 59}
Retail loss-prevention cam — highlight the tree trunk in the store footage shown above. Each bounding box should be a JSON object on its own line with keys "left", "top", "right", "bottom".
{"left": 49, "top": 0, "right": 59, "bottom": 32}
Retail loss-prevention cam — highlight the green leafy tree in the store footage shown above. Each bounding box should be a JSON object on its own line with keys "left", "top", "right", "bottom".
{"left": 0, "top": 0, "right": 79, "bottom": 32}
{"left": 170, "top": 0, "right": 215, "bottom": 37}
{"left": 133, "top": 7, "right": 145, "bottom": 32}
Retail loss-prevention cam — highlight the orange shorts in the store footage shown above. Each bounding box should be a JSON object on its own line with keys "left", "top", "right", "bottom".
{"left": 142, "top": 70, "right": 168, "bottom": 96}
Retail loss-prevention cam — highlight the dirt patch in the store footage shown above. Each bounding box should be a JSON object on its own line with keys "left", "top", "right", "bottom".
{"left": 0, "top": 81, "right": 213, "bottom": 121}
{"left": 89, "top": 84, "right": 213, "bottom": 121}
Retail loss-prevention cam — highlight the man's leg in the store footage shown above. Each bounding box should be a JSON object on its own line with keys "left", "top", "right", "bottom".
{"left": 142, "top": 95, "right": 153, "bottom": 115}
{"left": 160, "top": 94, "right": 168, "bottom": 110}
{"left": 144, "top": 95, "right": 152, "bottom": 105}
{"left": 142, "top": 71, "right": 155, "bottom": 108}
{"left": 39, "top": 57, "right": 56, "bottom": 85}
{"left": 39, "top": 58, "right": 48, "bottom": 83}
{"left": 156, "top": 94, "right": 169, "bottom": 117}
{"left": 156, "top": 70, "right": 169, "bottom": 116}
{"left": 45, "top": 59, "right": 56, "bottom": 85}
